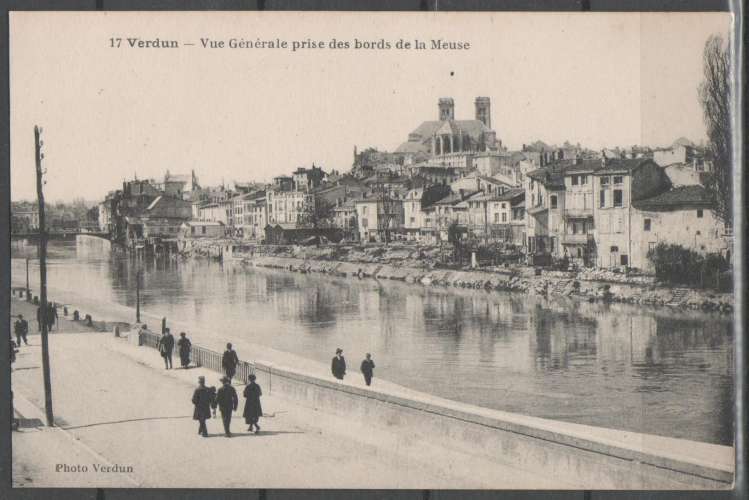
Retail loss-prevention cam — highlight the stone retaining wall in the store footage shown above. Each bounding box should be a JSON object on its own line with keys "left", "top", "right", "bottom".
{"left": 244, "top": 255, "right": 733, "bottom": 313}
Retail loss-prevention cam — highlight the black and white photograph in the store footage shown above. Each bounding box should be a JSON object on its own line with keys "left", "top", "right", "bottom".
{"left": 7, "top": 11, "right": 738, "bottom": 489}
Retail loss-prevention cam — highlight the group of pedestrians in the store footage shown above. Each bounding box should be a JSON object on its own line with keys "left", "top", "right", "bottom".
{"left": 156, "top": 329, "right": 192, "bottom": 370}
{"left": 331, "top": 348, "right": 376, "bottom": 387}
{"left": 191, "top": 373, "right": 263, "bottom": 438}
{"left": 156, "top": 332, "right": 257, "bottom": 438}
{"left": 36, "top": 303, "right": 58, "bottom": 332}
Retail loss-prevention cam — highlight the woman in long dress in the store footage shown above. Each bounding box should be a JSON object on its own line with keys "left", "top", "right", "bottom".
{"left": 177, "top": 332, "right": 191, "bottom": 368}
{"left": 242, "top": 374, "right": 263, "bottom": 434}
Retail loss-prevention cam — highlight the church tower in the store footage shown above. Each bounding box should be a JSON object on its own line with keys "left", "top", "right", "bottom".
{"left": 475, "top": 97, "right": 491, "bottom": 129}
{"left": 438, "top": 98, "right": 455, "bottom": 121}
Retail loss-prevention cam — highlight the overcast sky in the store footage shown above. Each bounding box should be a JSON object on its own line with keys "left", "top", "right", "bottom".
{"left": 10, "top": 11, "right": 731, "bottom": 202}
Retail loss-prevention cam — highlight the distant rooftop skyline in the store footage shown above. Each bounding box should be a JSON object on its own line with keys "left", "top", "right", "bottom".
{"left": 10, "top": 11, "right": 731, "bottom": 202}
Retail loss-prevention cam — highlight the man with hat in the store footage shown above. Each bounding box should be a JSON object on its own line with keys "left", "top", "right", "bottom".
{"left": 331, "top": 348, "right": 346, "bottom": 382}
{"left": 222, "top": 343, "right": 239, "bottom": 382}
{"left": 158, "top": 328, "right": 175, "bottom": 369}
{"left": 214, "top": 376, "right": 239, "bottom": 437}
{"left": 192, "top": 376, "right": 214, "bottom": 437}
{"left": 14, "top": 314, "right": 28, "bottom": 347}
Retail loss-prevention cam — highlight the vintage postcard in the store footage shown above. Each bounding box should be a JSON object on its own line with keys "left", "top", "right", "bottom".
{"left": 8, "top": 11, "right": 737, "bottom": 489}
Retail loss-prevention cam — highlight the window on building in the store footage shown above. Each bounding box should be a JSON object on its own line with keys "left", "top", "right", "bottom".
{"left": 581, "top": 175, "right": 588, "bottom": 185}
{"left": 191, "top": 226, "right": 195, "bottom": 235}
{"left": 610, "top": 246, "right": 619, "bottom": 252}
{"left": 501, "top": 203, "right": 506, "bottom": 209}
{"left": 601, "top": 176, "right": 610, "bottom": 186}
{"left": 697, "top": 209, "right": 704, "bottom": 218}
{"left": 644, "top": 218, "right": 651, "bottom": 231}
{"left": 649, "top": 242, "right": 657, "bottom": 252}
{"left": 572, "top": 222, "right": 578, "bottom": 234}
{"left": 615, "top": 215, "right": 624, "bottom": 233}
{"left": 410, "top": 217, "right": 415, "bottom": 224}
{"left": 613, "top": 190, "right": 623, "bottom": 207}
{"left": 550, "top": 195, "right": 558, "bottom": 209}
{"left": 599, "top": 190, "right": 606, "bottom": 208}
{"left": 362, "top": 218, "right": 368, "bottom": 228}
{"left": 577, "top": 248, "right": 583, "bottom": 258}
{"left": 201, "top": 225, "right": 206, "bottom": 235}
{"left": 620, "top": 254, "right": 629, "bottom": 266}
{"left": 696, "top": 230, "right": 701, "bottom": 236}
{"left": 502, "top": 213, "right": 507, "bottom": 222}
{"left": 613, "top": 176, "right": 623, "bottom": 184}
{"left": 571, "top": 175, "right": 579, "bottom": 186}
{"left": 493, "top": 213, "right": 499, "bottom": 223}
{"left": 362, "top": 206, "right": 367, "bottom": 215}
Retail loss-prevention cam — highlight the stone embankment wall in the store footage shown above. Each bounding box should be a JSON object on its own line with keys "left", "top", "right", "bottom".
{"left": 178, "top": 240, "right": 733, "bottom": 313}
{"left": 251, "top": 358, "right": 732, "bottom": 489}
{"left": 243, "top": 254, "right": 734, "bottom": 314}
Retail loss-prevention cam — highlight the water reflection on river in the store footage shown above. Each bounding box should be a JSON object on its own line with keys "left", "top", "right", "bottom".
{"left": 11, "top": 241, "right": 734, "bottom": 444}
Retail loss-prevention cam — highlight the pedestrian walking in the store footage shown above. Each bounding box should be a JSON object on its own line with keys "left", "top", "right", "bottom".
{"left": 14, "top": 314, "right": 28, "bottom": 346}
{"left": 46, "top": 303, "right": 57, "bottom": 332}
{"left": 192, "top": 376, "right": 214, "bottom": 437}
{"left": 177, "top": 332, "right": 192, "bottom": 368}
{"left": 222, "top": 343, "right": 239, "bottom": 381}
{"left": 360, "top": 353, "right": 375, "bottom": 386}
{"left": 157, "top": 328, "right": 175, "bottom": 369}
{"left": 331, "top": 348, "right": 346, "bottom": 381}
{"left": 36, "top": 305, "right": 43, "bottom": 332}
{"left": 214, "top": 376, "right": 238, "bottom": 437}
{"left": 243, "top": 373, "right": 263, "bottom": 434}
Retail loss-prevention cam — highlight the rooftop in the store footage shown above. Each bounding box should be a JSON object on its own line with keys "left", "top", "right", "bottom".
{"left": 183, "top": 220, "right": 224, "bottom": 226}
{"left": 633, "top": 185, "right": 714, "bottom": 210}
{"left": 594, "top": 158, "right": 656, "bottom": 174}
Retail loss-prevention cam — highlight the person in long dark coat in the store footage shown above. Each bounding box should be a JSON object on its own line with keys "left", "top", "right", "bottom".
{"left": 177, "top": 332, "right": 191, "bottom": 368}
{"left": 46, "top": 303, "right": 57, "bottom": 332}
{"left": 243, "top": 373, "right": 263, "bottom": 433}
{"left": 360, "top": 353, "right": 375, "bottom": 386}
{"left": 14, "top": 314, "right": 28, "bottom": 346}
{"left": 331, "top": 348, "right": 346, "bottom": 381}
{"left": 192, "top": 376, "right": 214, "bottom": 437}
{"left": 36, "top": 306, "right": 44, "bottom": 332}
{"left": 158, "top": 329, "right": 175, "bottom": 369}
{"left": 222, "top": 343, "right": 239, "bottom": 381}
{"left": 214, "top": 376, "right": 238, "bottom": 437}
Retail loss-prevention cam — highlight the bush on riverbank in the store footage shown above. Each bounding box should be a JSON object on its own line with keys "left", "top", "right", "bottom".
{"left": 647, "top": 243, "right": 731, "bottom": 291}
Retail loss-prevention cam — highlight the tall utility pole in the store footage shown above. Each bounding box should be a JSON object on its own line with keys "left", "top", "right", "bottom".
{"left": 25, "top": 257, "right": 30, "bottom": 301}
{"left": 34, "top": 125, "right": 54, "bottom": 427}
{"left": 135, "top": 269, "right": 141, "bottom": 323}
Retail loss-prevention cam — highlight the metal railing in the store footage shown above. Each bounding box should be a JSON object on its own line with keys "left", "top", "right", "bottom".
{"left": 139, "top": 329, "right": 256, "bottom": 384}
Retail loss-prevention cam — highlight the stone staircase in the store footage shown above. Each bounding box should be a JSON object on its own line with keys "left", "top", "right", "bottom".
{"left": 666, "top": 288, "right": 690, "bottom": 306}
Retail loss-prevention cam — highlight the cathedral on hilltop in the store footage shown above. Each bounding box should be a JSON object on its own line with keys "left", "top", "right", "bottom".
{"left": 396, "top": 97, "right": 500, "bottom": 160}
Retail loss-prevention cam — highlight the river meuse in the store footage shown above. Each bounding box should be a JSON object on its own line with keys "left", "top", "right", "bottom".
{"left": 11, "top": 241, "right": 734, "bottom": 445}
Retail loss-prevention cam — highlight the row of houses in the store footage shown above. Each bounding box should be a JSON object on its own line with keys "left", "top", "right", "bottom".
{"left": 175, "top": 153, "right": 729, "bottom": 273}
{"left": 523, "top": 157, "right": 729, "bottom": 270}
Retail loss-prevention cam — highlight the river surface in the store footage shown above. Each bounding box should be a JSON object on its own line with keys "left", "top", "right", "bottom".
{"left": 10, "top": 241, "right": 734, "bottom": 445}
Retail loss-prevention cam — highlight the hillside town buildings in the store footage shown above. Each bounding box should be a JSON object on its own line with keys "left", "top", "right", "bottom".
{"left": 82, "top": 95, "right": 729, "bottom": 273}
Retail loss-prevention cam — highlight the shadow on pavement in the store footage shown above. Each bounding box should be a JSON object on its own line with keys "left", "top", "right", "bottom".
{"left": 63, "top": 415, "right": 193, "bottom": 430}
{"left": 17, "top": 418, "right": 45, "bottom": 429}
{"left": 204, "top": 430, "right": 305, "bottom": 438}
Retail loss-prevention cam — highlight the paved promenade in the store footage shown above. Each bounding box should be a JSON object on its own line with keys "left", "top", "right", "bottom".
{"left": 10, "top": 298, "right": 564, "bottom": 489}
